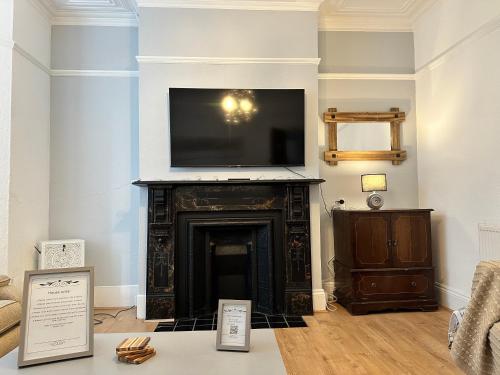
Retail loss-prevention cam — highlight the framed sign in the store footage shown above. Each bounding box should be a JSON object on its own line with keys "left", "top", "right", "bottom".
{"left": 216, "top": 299, "right": 251, "bottom": 352}
{"left": 18, "top": 267, "right": 94, "bottom": 367}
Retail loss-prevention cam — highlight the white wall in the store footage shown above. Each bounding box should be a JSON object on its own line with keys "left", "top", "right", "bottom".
{"left": 414, "top": 0, "right": 500, "bottom": 70}
{"left": 50, "top": 26, "right": 139, "bottom": 292}
{"left": 414, "top": 0, "right": 500, "bottom": 309}
{"left": 137, "top": 7, "right": 324, "bottom": 316}
{"left": 318, "top": 31, "right": 419, "bottom": 294}
{"left": 5, "top": 0, "right": 51, "bottom": 289}
{"left": 0, "top": 0, "right": 13, "bottom": 276}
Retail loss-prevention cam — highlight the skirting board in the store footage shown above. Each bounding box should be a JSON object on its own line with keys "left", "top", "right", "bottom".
{"left": 322, "top": 281, "right": 469, "bottom": 311}
{"left": 434, "top": 283, "right": 470, "bottom": 311}
{"left": 136, "top": 294, "right": 146, "bottom": 320}
{"left": 313, "top": 288, "right": 326, "bottom": 311}
{"left": 322, "top": 281, "right": 335, "bottom": 299}
{"left": 94, "top": 285, "right": 138, "bottom": 308}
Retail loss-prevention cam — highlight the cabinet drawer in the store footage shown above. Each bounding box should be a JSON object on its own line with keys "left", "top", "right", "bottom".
{"left": 352, "top": 270, "right": 434, "bottom": 301}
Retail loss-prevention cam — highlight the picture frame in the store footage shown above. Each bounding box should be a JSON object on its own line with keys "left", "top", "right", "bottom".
{"left": 18, "top": 267, "right": 94, "bottom": 367}
{"left": 216, "top": 299, "right": 251, "bottom": 352}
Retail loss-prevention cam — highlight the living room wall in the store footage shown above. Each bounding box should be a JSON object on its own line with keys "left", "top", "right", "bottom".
{"left": 318, "top": 31, "right": 419, "bottom": 295}
{"left": 0, "top": 0, "right": 51, "bottom": 289}
{"left": 50, "top": 25, "right": 139, "bottom": 305}
{"left": 414, "top": 0, "right": 500, "bottom": 309}
{"left": 0, "top": 0, "right": 13, "bottom": 277}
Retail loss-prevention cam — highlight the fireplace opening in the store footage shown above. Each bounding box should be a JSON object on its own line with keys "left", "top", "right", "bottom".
{"left": 176, "top": 211, "right": 284, "bottom": 318}
{"left": 195, "top": 227, "right": 255, "bottom": 314}
{"left": 211, "top": 228, "right": 252, "bottom": 303}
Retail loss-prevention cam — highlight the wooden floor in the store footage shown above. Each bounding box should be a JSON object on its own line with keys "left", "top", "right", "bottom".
{"left": 94, "top": 305, "right": 462, "bottom": 375}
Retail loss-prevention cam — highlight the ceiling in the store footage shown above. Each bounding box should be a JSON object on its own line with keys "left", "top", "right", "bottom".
{"left": 35, "top": 0, "right": 437, "bottom": 30}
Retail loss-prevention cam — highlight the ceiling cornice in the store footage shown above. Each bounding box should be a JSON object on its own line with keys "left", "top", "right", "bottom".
{"left": 35, "top": 0, "right": 139, "bottom": 27}
{"left": 31, "top": 0, "right": 438, "bottom": 31}
{"left": 319, "top": 0, "right": 439, "bottom": 32}
{"left": 136, "top": 0, "right": 324, "bottom": 12}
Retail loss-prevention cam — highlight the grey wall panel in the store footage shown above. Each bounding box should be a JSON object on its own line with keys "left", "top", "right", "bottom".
{"left": 319, "top": 31, "right": 415, "bottom": 73}
{"left": 51, "top": 25, "right": 138, "bottom": 70}
{"left": 50, "top": 76, "right": 139, "bottom": 286}
{"left": 139, "top": 8, "right": 318, "bottom": 57}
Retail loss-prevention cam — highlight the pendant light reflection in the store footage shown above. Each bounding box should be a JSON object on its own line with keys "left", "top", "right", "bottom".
{"left": 221, "top": 90, "right": 258, "bottom": 125}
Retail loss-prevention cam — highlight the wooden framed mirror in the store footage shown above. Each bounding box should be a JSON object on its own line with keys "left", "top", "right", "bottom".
{"left": 323, "top": 107, "right": 407, "bottom": 166}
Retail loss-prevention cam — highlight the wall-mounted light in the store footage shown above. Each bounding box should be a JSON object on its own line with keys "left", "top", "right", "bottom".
{"left": 361, "top": 174, "right": 387, "bottom": 210}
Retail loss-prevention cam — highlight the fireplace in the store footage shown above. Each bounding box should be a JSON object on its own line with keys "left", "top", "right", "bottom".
{"left": 133, "top": 179, "right": 323, "bottom": 320}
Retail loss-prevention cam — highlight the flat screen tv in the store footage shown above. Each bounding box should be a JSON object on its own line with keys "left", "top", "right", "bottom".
{"left": 169, "top": 88, "right": 305, "bottom": 167}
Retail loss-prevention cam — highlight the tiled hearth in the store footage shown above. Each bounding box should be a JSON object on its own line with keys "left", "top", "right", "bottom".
{"left": 155, "top": 313, "right": 307, "bottom": 332}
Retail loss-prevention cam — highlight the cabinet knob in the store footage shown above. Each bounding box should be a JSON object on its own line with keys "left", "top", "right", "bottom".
{"left": 410, "top": 281, "right": 417, "bottom": 287}
{"left": 393, "top": 240, "right": 398, "bottom": 246}
{"left": 370, "top": 282, "right": 377, "bottom": 288}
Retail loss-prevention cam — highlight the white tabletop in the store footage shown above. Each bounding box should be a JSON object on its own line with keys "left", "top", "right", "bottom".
{"left": 0, "top": 330, "right": 287, "bottom": 375}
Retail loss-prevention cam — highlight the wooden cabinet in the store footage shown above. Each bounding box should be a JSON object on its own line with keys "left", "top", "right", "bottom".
{"left": 333, "top": 209, "right": 438, "bottom": 315}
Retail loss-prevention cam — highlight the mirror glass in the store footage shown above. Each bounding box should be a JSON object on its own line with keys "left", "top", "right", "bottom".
{"left": 337, "top": 122, "right": 391, "bottom": 151}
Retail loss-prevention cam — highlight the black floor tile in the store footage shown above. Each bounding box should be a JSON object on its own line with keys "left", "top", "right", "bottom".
{"left": 251, "top": 322, "right": 270, "bottom": 329}
{"left": 251, "top": 312, "right": 266, "bottom": 318}
{"left": 175, "top": 325, "right": 194, "bottom": 331}
{"left": 287, "top": 321, "right": 308, "bottom": 328}
{"left": 195, "top": 319, "right": 213, "bottom": 325}
{"left": 269, "top": 322, "right": 288, "bottom": 328}
{"left": 176, "top": 319, "right": 195, "bottom": 325}
{"left": 268, "top": 315, "right": 286, "bottom": 323}
{"left": 285, "top": 316, "right": 304, "bottom": 322}
{"left": 251, "top": 316, "right": 267, "bottom": 323}
{"left": 155, "top": 325, "right": 175, "bottom": 332}
{"left": 194, "top": 325, "right": 213, "bottom": 331}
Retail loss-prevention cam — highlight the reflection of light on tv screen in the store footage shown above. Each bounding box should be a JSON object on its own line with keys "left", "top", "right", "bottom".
{"left": 169, "top": 88, "right": 305, "bottom": 167}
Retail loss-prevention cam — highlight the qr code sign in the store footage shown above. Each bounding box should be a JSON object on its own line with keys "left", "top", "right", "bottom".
{"left": 229, "top": 325, "right": 239, "bottom": 335}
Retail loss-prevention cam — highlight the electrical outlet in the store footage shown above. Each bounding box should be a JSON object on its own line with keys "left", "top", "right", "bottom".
{"left": 333, "top": 199, "right": 346, "bottom": 210}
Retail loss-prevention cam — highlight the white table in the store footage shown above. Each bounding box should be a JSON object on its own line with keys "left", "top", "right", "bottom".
{"left": 0, "top": 329, "right": 287, "bottom": 375}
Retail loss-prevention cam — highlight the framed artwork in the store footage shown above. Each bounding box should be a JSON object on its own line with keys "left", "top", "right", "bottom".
{"left": 18, "top": 267, "right": 94, "bottom": 367}
{"left": 216, "top": 299, "right": 251, "bottom": 352}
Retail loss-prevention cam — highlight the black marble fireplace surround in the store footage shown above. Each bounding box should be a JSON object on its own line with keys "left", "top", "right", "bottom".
{"left": 133, "top": 179, "right": 323, "bottom": 320}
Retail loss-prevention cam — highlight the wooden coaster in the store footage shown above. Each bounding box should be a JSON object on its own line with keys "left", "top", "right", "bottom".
{"left": 117, "top": 346, "right": 153, "bottom": 359}
{"left": 116, "top": 337, "right": 151, "bottom": 352}
{"left": 128, "top": 349, "right": 156, "bottom": 364}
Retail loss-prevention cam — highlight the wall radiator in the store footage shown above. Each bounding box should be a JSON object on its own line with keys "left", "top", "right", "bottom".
{"left": 478, "top": 223, "right": 500, "bottom": 260}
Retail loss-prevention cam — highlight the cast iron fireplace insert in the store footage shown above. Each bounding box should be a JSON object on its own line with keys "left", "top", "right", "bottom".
{"left": 176, "top": 211, "right": 284, "bottom": 318}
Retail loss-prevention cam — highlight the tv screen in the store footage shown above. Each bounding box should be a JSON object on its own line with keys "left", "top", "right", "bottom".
{"left": 169, "top": 88, "right": 305, "bottom": 167}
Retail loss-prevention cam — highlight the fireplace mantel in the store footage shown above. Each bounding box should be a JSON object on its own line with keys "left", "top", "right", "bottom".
{"left": 134, "top": 178, "right": 324, "bottom": 320}
{"left": 133, "top": 178, "right": 325, "bottom": 186}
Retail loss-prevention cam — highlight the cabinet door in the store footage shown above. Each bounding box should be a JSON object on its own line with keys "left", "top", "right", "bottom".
{"left": 351, "top": 214, "right": 391, "bottom": 268}
{"left": 391, "top": 212, "right": 432, "bottom": 267}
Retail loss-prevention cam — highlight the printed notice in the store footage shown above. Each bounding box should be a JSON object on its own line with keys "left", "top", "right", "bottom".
{"left": 220, "top": 304, "right": 247, "bottom": 347}
{"left": 23, "top": 273, "right": 90, "bottom": 361}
